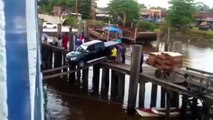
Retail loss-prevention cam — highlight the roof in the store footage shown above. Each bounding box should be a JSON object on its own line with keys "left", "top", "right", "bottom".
{"left": 83, "top": 40, "right": 102, "bottom": 46}
{"left": 103, "top": 26, "right": 122, "bottom": 33}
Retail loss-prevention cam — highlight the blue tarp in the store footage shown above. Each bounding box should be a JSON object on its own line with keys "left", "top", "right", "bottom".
{"left": 103, "top": 26, "right": 122, "bottom": 33}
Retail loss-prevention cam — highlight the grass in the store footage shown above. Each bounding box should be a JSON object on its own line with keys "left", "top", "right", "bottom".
{"left": 190, "top": 28, "right": 213, "bottom": 37}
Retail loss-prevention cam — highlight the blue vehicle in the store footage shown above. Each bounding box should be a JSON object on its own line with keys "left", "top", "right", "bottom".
{"left": 66, "top": 40, "right": 119, "bottom": 67}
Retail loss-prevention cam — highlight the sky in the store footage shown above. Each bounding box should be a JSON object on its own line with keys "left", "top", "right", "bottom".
{"left": 96, "top": 0, "right": 213, "bottom": 9}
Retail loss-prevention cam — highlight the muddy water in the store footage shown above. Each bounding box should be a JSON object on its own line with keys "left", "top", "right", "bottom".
{"left": 46, "top": 41, "right": 213, "bottom": 120}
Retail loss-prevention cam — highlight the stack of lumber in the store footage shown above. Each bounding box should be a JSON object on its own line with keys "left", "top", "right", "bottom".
{"left": 146, "top": 52, "right": 182, "bottom": 71}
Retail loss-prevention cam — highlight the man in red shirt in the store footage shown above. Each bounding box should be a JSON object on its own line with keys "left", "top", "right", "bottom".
{"left": 62, "top": 33, "right": 69, "bottom": 50}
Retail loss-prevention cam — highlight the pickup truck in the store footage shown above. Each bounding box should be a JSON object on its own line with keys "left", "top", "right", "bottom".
{"left": 65, "top": 40, "right": 120, "bottom": 67}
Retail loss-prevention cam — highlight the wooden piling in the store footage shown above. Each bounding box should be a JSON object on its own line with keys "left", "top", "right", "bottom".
{"left": 161, "top": 87, "right": 166, "bottom": 107}
{"left": 76, "top": 68, "right": 81, "bottom": 85}
{"left": 47, "top": 48, "right": 53, "bottom": 69}
{"left": 69, "top": 66, "right": 76, "bottom": 84}
{"left": 117, "top": 73, "right": 125, "bottom": 102}
{"left": 181, "top": 95, "right": 188, "bottom": 120}
{"left": 139, "top": 79, "right": 145, "bottom": 108}
{"left": 68, "top": 28, "right": 75, "bottom": 83}
{"left": 191, "top": 98, "right": 198, "bottom": 120}
{"left": 127, "top": 45, "right": 142, "bottom": 115}
{"left": 62, "top": 53, "right": 68, "bottom": 80}
{"left": 82, "top": 68, "right": 89, "bottom": 92}
{"left": 101, "top": 68, "right": 109, "bottom": 96}
{"left": 41, "top": 46, "right": 48, "bottom": 70}
{"left": 171, "top": 92, "right": 179, "bottom": 108}
{"left": 54, "top": 51, "right": 62, "bottom": 69}
{"left": 111, "top": 70, "right": 118, "bottom": 100}
{"left": 92, "top": 64, "right": 100, "bottom": 94}
{"left": 150, "top": 84, "right": 158, "bottom": 107}
{"left": 166, "top": 91, "right": 171, "bottom": 120}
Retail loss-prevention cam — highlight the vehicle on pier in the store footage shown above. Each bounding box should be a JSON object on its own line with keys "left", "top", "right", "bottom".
{"left": 65, "top": 40, "right": 120, "bottom": 67}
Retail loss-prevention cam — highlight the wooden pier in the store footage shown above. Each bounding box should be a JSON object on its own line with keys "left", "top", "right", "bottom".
{"left": 41, "top": 42, "right": 213, "bottom": 120}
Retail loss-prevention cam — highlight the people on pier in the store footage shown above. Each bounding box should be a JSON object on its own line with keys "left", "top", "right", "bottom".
{"left": 42, "top": 33, "right": 48, "bottom": 43}
{"left": 110, "top": 47, "right": 117, "bottom": 61}
{"left": 121, "top": 44, "right": 126, "bottom": 63}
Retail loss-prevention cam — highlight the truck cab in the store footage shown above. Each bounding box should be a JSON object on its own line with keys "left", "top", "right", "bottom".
{"left": 66, "top": 40, "right": 119, "bottom": 67}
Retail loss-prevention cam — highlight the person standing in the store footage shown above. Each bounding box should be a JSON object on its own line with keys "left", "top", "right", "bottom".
{"left": 62, "top": 33, "right": 69, "bottom": 50}
{"left": 110, "top": 47, "right": 117, "bottom": 61}
{"left": 140, "top": 52, "right": 144, "bottom": 73}
{"left": 121, "top": 45, "right": 126, "bottom": 63}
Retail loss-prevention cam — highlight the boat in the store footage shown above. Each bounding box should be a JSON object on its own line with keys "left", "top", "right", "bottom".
{"left": 136, "top": 107, "right": 182, "bottom": 117}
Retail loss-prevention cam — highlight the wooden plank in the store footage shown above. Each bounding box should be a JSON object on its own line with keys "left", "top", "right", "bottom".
{"left": 140, "top": 74, "right": 213, "bottom": 104}
{"left": 44, "top": 60, "right": 105, "bottom": 80}
{"left": 42, "top": 65, "right": 69, "bottom": 74}
{"left": 42, "top": 43, "right": 68, "bottom": 53}
{"left": 186, "top": 67, "right": 213, "bottom": 75}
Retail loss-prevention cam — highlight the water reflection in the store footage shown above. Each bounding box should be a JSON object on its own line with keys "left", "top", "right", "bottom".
{"left": 159, "top": 41, "right": 213, "bottom": 73}
{"left": 46, "top": 40, "right": 213, "bottom": 120}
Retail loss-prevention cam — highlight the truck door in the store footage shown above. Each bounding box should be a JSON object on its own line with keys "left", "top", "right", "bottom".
{"left": 94, "top": 43, "right": 105, "bottom": 58}
{"left": 86, "top": 45, "right": 96, "bottom": 61}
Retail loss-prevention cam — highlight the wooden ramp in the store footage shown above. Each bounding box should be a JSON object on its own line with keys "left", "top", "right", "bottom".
{"left": 43, "top": 58, "right": 107, "bottom": 80}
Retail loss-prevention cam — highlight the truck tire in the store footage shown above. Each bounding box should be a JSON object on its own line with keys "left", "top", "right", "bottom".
{"left": 78, "top": 60, "right": 85, "bottom": 68}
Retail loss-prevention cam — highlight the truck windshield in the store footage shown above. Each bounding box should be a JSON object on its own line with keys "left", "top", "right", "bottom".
{"left": 76, "top": 44, "right": 88, "bottom": 52}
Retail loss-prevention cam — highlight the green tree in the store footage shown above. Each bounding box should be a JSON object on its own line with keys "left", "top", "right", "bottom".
{"left": 137, "top": 21, "right": 156, "bottom": 31}
{"left": 39, "top": 0, "right": 75, "bottom": 14}
{"left": 108, "top": 0, "right": 140, "bottom": 26}
{"left": 168, "top": 0, "right": 196, "bottom": 28}
{"left": 63, "top": 17, "right": 79, "bottom": 28}
{"left": 78, "top": 0, "right": 91, "bottom": 19}
{"left": 195, "top": 2, "right": 210, "bottom": 11}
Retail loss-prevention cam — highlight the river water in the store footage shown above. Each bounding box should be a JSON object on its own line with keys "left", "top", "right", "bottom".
{"left": 45, "top": 40, "right": 213, "bottom": 120}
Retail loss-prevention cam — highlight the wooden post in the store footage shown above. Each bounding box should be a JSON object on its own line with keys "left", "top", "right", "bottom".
{"left": 117, "top": 72, "right": 125, "bottom": 102}
{"left": 165, "top": 27, "right": 170, "bottom": 51}
{"left": 156, "top": 32, "right": 161, "bottom": 50}
{"left": 41, "top": 46, "right": 48, "bottom": 70}
{"left": 181, "top": 95, "right": 188, "bottom": 120}
{"left": 92, "top": 64, "right": 100, "bottom": 94}
{"left": 54, "top": 51, "right": 62, "bottom": 69}
{"left": 62, "top": 53, "right": 68, "bottom": 80}
{"left": 134, "top": 28, "right": 138, "bottom": 43}
{"left": 202, "top": 101, "right": 211, "bottom": 120}
{"left": 161, "top": 87, "right": 166, "bottom": 107}
{"left": 166, "top": 91, "right": 171, "bottom": 120}
{"left": 101, "top": 68, "right": 109, "bottom": 97}
{"left": 111, "top": 70, "right": 118, "bottom": 100}
{"left": 47, "top": 48, "right": 53, "bottom": 69}
{"left": 57, "top": 23, "right": 62, "bottom": 37}
{"left": 139, "top": 79, "right": 145, "bottom": 108}
{"left": 191, "top": 98, "right": 198, "bottom": 120}
{"left": 150, "top": 84, "right": 158, "bottom": 107}
{"left": 127, "top": 45, "right": 142, "bottom": 115}
{"left": 171, "top": 92, "right": 179, "bottom": 108}
{"left": 82, "top": 68, "right": 89, "bottom": 92}
{"left": 76, "top": 68, "right": 81, "bottom": 85}
{"left": 69, "top": 28, "right": 76, "bottom": 83}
